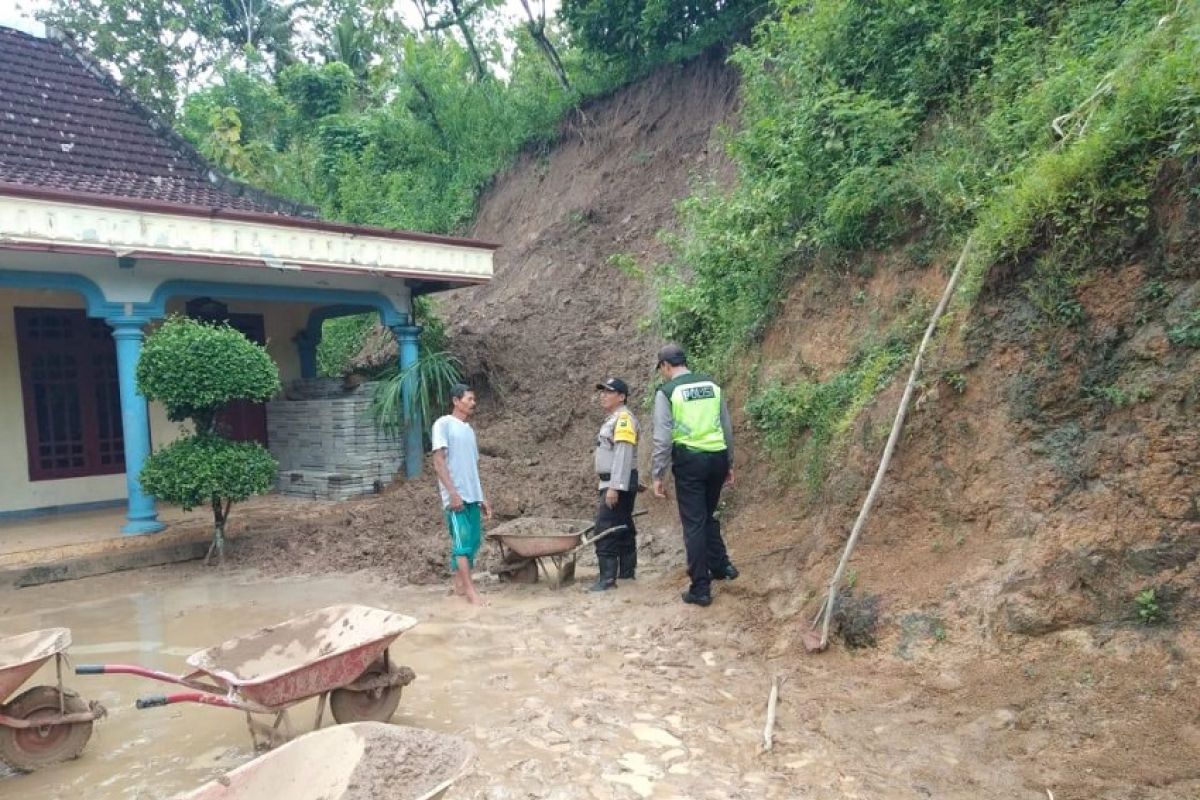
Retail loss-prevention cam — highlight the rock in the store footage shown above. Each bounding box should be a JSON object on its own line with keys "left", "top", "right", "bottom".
{"left": 928, "top": 671, "right": 964, "bottom": 693}
{"left": 1125, "top": 323, "right": 1170, "bottom": 362}
{"left": 989, "top": 709, "right": 1018, "bottom": 731}
{"left": 629, "top": 724, "right": 683, "bottom": 748}
{"left": 1126, "top": 537, "right": 1199, "bottom": 575}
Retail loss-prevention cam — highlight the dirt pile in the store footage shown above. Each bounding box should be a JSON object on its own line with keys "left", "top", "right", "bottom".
{"left": 233, "top": 51, "right": 742, "bottom": 581}
{"left": 442, "top": 48, "right": 738, "bottom": 523}
{"left": 228, "top": 481, "right": 451, "bottom": 583}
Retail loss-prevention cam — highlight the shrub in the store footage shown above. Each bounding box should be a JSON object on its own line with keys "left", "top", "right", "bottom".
{"left": 137, "top": 316, "right": 280, "bottom": 433}
{"left": 137, "top": 316, "right": 281, "bottom": 563}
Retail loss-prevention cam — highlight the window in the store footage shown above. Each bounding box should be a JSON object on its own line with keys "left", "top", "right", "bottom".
{"left": 15, "top": 308, "right": 125, "bottom": 481}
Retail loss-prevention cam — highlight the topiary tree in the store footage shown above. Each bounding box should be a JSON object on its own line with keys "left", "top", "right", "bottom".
{"left": 137, "top": 316, "right": 282, "bottom": 564}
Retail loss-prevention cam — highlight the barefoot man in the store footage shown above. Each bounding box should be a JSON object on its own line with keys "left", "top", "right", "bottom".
{"left": 431, "top": 384, "right": 493, "bottom": 605}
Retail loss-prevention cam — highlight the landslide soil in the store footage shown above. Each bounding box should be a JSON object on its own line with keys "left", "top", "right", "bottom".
{"left": 224, "top": 51, "right": 1200, "bottom": 799}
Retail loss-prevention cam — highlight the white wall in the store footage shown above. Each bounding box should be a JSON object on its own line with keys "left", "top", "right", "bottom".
{"left": 0, "top": 289, "right": 126, "bottom": 512}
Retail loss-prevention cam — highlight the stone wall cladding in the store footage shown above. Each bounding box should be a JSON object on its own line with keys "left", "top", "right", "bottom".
{"left": 266, "top": 379, "right": 404, "bottom": 500}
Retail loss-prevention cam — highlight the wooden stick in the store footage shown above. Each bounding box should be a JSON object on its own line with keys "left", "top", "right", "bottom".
{"left": 815, "top": 238, "right": 974, "bottom": 651}
{"left": 762, "top": 675, "right": 780, "bottom": 752}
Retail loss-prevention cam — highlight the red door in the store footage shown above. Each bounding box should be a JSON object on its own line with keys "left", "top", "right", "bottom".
{"left": 215, "top": 314, "right": 269, "bottom": 446}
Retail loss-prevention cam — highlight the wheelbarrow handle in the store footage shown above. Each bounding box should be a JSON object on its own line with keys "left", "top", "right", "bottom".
{"left": 76, "top": 664, "right": 187, "bottom": 684}
{"left": 137, "top": 692, "right": 240, "bottom": 710}
{"left": 136, "top": 694, "right": 170, "bottom": 709}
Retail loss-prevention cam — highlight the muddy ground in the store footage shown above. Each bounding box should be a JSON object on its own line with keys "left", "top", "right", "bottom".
{"left": 4, "top": 560, "right": 1197, "bottom": 799}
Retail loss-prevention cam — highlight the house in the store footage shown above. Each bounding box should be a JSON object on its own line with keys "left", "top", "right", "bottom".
{"left": 0, "top": 26, "right": 494, "bottom": 535}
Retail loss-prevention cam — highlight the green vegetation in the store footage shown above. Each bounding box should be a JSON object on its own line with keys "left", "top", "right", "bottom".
{"left": 371, "top": 300, "right": 463, "bottom": 442}
{"left": 137, "top": 317, "right": 281, "bottom": 563}
{"left": 137, "top": 316, "right": 281, "bottom": 433}
{"left": 317, "top": 313, "right": 376, "bottom": 378}
{"left": 659, "top": 0, "right": 1199, "bottom": 370}
{"left": 746, "top": 302, "right": 927, "bottom": 489}
{"left": 1168, "top": 310, "right": 1200, "bottom": 347}
{"left": 1135, "top": 587, "right": 1163, "bottom": 625}
{"left": 647, "top": 0, "right": 1200, "bottom": 481}
{"left": 561, "top": 0, "right": 762, "bottom": 80}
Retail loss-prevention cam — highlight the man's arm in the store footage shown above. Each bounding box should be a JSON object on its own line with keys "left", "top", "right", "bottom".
{"left": 651, "top": 392, "right": 673, "bottom": 479}
{"left": 431, "top": 448, "right": 463, "bottom": 510}
{"left": 609, "top": 412, "right": 637, "bottom": 493}
{"left": 720, "top": 397, "right": 734, "bottom": 467}
{"left": 652, "top": 391, "right": 674, "bottom": 497}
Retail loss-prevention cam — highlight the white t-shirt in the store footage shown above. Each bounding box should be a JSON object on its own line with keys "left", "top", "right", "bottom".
{"left": 430, "top": 414, "right": 485, "bottom": 508}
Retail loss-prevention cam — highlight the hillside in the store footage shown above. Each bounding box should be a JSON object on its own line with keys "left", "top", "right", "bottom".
{"left": 232, "top": 23, "right": 1197, "bottom": 800}
{"left": 439, "top": 42, "right": 1199, "bottom": 800}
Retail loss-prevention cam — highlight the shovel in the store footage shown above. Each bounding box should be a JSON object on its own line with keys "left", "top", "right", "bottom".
{"left": 572, "top": 509, "right": 648, "bottom": 555}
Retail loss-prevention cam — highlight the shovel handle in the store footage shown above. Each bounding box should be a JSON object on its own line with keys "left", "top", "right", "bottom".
{"left": 573, "top": 511, "right": 646, "bottom": 556}
{"left": 577, "top": 507, "right": 648, "bottom": 537}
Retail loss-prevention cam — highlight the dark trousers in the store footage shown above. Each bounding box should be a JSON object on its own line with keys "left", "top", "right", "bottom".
{"left": 672, "top": 447, "right": 730, "bottom": 596}
{"left": 594, "top": 470, "right": 638, "bottom": 560}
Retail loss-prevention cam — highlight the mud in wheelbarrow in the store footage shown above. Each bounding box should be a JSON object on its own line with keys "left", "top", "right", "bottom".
{"left": 0, "top": 628, "right": 106, "bottom": 771}
{"left": 77, "top": 605, "right": 418, "bottom": 749}
{"left": 486, "top": 510, "right": 646, "bottom": 588}
{"left": 176, "top": 722, "right": 474, "bottom": 800}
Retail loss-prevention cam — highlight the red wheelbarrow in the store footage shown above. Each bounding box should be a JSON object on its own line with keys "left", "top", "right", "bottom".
{"left": 77, "top": 605, "right": 418, "bottom": 750}
{"left": 0, "top": 628, "right": 106, "bottom": 771}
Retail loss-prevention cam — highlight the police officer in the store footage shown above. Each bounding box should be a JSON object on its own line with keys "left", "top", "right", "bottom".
{"left": 591, "top": 377, "right": 640, "bottom": 591}
{"left": 651, "top": 344, "right": 738, "bottom": 607}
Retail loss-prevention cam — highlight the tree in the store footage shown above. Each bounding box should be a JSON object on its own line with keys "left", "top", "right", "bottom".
{"left": 516, "top": 0, "right": 570, "bottom": 92}
{"left": 39, "top": 0, "right": 210, "bottom": 118}
{"left": 410, "top": 0, "right": 498, "bottom": 81}
{"left": 137, "top": 317, "right": 281, "bottom": 564}
{"left": 559, "top": 0, "right": 759, "bottom": 74}
{"left": 40, "top": 0, "right": 318, "bottom": 117}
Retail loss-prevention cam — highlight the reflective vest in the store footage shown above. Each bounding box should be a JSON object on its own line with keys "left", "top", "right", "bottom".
{"left": 661, "top": 373, "right": 726, "bottom": 452}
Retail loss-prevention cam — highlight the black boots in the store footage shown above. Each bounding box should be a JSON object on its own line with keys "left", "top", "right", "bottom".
{"left": 589, "top": 556, "right": 619, "bottom": 592}
{"left": 618, "top": 548, "right": 637, "bottom": 580}
{"left": 710, "top": 562, "right": 739, "bottom": 581}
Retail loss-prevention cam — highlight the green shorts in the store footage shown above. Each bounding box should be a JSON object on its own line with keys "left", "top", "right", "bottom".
{"left": 444, "top": 503, "right": 483, "bottom": 571}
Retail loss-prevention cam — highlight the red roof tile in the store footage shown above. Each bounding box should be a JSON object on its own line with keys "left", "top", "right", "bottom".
{"left": 0, "top": 25, "right": 315, "bottom": 218}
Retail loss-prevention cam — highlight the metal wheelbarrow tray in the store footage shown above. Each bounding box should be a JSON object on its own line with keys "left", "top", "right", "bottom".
{"left": 486, "top": 510, "right": 645, "bottom": 588}
{"left": 77, "top": 605, "right": 418, "bottom": 749}
{"left": 177, "top": 722, "right": 473, "bottom": 800}
{"left": 0, "top": 628, "right": 106, "bottom": 771}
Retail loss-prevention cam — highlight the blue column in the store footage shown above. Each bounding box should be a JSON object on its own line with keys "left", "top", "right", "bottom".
{"left": 109, "top": 318, "right": 166, "bottom": 534}
{"left": 390, "top": 324, "right": 423, "bottom": 478}
{"left": 295, "top": 329, "right": 318, "bottom": 379}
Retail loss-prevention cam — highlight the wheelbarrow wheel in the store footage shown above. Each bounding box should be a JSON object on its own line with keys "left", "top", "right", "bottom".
{"left": 0, "top": 686, "right": 93, "bottom": 771}
{"left": 329, "top": 660, "right": 403, "bottom": 724}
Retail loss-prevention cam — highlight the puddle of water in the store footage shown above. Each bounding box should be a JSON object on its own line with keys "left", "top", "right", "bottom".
{"left": 0, "top": 567, "right": 549, "bottom": 799}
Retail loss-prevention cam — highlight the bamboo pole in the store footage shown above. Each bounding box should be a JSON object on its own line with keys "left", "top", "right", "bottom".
{"left": 813, "top": 238, "right": 974, "bottom": 651}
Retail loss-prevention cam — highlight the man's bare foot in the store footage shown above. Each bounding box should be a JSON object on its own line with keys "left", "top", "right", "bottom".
{"left": 465, "top": 591, "right": 489, "bottom": 606}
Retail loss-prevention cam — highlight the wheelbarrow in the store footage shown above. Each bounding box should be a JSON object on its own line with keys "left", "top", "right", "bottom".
{"left": 487, "top": 510, "right": 647, "bottom": 589}
{"left": 76, "top": 605, "right": 418, "bottom": 750}
{"left": 0, "top": 628, "right": 106, "bottom": 771}
{"left": 176, "top": 721, "right": 473, "bottom": 800}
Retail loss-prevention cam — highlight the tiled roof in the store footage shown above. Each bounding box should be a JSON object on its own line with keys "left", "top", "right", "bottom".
{"left": 0, "top": 25, "right": 314, "bottom": 217}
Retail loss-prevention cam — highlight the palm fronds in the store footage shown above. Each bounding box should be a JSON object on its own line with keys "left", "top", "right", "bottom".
{"left": 371, "top": 349, "right": 463, "bottom": 440}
